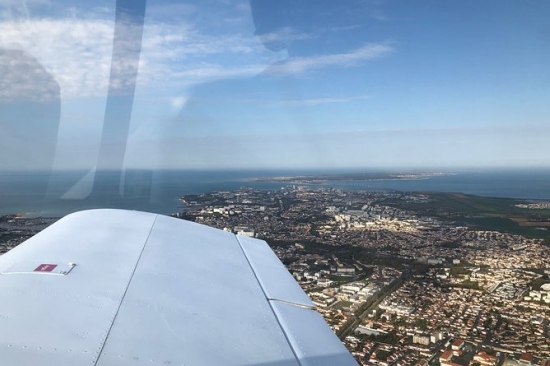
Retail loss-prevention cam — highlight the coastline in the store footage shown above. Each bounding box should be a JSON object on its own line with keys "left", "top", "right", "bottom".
{"left": 2, "top": 169, "right": 550, "bottom": 217}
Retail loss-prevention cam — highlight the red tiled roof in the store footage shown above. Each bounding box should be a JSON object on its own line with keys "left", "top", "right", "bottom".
{"left": 452, "top": 338, "right": 464, "bottom": 347}
{"left": 440, "top": 350, "right": 453, "bottom": 361}
{"left": 520, "top": 353, "right": 533, "bottom": 362}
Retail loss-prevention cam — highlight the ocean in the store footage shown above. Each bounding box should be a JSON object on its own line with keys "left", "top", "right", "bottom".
{"left": 1, "top": 168, "right": 550, "bottom": 217}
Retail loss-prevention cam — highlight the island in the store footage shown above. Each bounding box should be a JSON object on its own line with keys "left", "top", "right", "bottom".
{"left": 250, "top": 171, "right": 452, "bottom": 184}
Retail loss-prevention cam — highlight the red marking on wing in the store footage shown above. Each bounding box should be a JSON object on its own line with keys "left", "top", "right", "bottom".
{"left": 34, "top": 264, "right": 58, "bottom": 272}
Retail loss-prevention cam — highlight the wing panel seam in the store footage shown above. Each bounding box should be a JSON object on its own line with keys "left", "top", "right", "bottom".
{"left": 269, "top": 298, "right": 314, "bottom": 310}
{"left": 93, "top": 214, "right": 159, "bottom": 365}
{"left": 234, "top": 235, "right": 304, "bottom": 366}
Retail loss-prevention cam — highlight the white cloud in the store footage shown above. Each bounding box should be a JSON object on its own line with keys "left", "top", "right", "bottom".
{"left": 0, "top": 9, "right": 393, "bottom": 101}
{"left": 0, "top": 48, "right": 59, "bottom": 102}
{"left": 0, "top": 17, "right": 267, "bottom": 99}
{"left": 0, "top": 18, "right": 114, "bottom": 99}
{"left": 268, "top": 43, "right": 394, "bottom": 75}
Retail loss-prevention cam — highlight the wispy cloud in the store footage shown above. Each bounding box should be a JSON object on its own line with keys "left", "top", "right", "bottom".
{"left": 169, "top": 64, "right": 265, "bottom": 81}
{"left": 268, "top": 95, "right": 371, "bottom": 107}
{"left": 259, "top": 27, "right": 315, "bottom": 43}
{"left": 268, "top": 43, "right": 394, "bottom": 75}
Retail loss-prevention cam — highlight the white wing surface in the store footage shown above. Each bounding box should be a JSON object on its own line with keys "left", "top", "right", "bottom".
{"left": 0, "top": 209, "right": 357, "bottom": 366}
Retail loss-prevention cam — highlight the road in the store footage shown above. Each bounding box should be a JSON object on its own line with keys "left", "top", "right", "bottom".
{"left": 338, "top": 277, "right": 403, "bottom": 340}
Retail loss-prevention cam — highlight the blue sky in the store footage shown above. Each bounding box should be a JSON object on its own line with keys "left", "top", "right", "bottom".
{"left": 1, "top": 0, "right": 549, "bottom": 170}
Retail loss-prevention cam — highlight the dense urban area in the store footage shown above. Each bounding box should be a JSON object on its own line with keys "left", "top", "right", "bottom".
{"left": 2, "top": 186, "right": 550, "bottom": 366}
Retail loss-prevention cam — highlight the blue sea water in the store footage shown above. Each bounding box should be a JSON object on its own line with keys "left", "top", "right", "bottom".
{"left": 1, "top": 169, "right": 549, "bottom": 217}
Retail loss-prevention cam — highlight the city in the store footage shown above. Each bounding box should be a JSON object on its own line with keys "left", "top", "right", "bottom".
{"left": 178, "top": 187, "right": 550, "bottom": 365}
{"left": 1, "top": 186, "right": 549, "bottom": 365}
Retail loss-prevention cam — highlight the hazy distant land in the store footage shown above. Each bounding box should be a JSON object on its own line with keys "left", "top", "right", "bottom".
{"left": 250, "top": 171, "right": 452, "bottom": 184}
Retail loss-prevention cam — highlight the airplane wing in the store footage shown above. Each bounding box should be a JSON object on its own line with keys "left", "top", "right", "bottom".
{"left": 0, "top": 209, "right": 357, "bottom": 366}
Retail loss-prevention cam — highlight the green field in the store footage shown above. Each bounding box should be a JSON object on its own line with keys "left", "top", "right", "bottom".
{"left": 386, "top": 193, "right": 550, "bottom": 243}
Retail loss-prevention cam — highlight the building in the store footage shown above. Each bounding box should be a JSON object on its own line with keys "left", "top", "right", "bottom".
{"left": 473, "top": 351, "right": 498, "bottom": 366}
{"left": 440, "top": 350, "right": 453, "bottom": 364}
{"left": 335, "top": 266, "right": 356, "bottom": 276}
{"left": 452, "top": 338, "right": 465, "bottom": 351}
{"left": 430, "top": 332, "right": 443, "bottom": 344}
{"left": 518, "top": 353, "right": 533, "bottom": 365}
{"left": 413, "top": 334, "right": 430, "bottom": 346}
{"left": 235, "top": 226, "right": 255, "bottom": 237}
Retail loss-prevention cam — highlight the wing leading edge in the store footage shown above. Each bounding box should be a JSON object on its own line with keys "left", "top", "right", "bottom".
{"left": 0, "top": 209, "right": 357, "bottom": 366}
